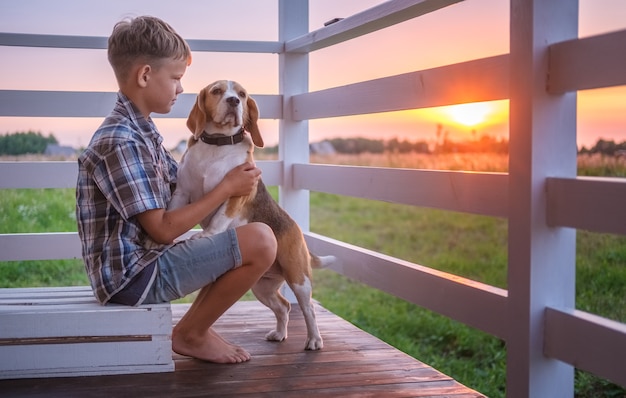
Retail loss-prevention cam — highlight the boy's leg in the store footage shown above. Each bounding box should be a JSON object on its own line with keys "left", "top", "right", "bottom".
{"left": 172, "top": 222, "right": 276, "bottom": 363}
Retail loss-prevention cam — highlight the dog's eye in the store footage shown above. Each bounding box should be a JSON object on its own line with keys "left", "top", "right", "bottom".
{"left": 211, "top": 88, "right": 223, "bottom": 96}
{"left": 238, "top": 91, "right": 246, "bottom": 98}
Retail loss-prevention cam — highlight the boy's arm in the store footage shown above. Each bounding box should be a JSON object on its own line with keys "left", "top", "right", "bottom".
{"left": 137, "top": 162, "right": 260, "bottom": 244}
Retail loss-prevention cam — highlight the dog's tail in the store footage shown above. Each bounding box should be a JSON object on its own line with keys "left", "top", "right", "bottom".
{"left": 310, "top": 254, "right": 338, "bottom": 269}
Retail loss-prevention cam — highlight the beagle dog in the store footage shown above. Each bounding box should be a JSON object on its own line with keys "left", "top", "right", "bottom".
{"left": 169, "top": 80, "right": 335, "bottom": 350}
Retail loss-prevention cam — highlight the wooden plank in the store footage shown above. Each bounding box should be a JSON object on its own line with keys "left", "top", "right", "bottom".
{"left": 0, "top": 285, "right": 92, "bottom": 296}
{"left": 0, "top": 161, "right": 78, "bottom": 189}
{"left": 0, "top": 160, "right": 282, "bottom": 189}
{"left": 0, "top": 32, "right": 108, "bottom": 49}
{"left": 285, "top": 0, "right": 464, "bottom": 53}
{"left": 303, "top": 233, "right": 509, "bottom": 340}
{"left": 0, "top": 90, "right": 282, "bottom": 119}
{"left": 0, "top": 32, "right": 282, "bottom": 54}
{"left": 0, "top": 287, "right": 171, "bottom": 338}
{"left": 293, "top": 163, "right": 509, "bottom": 218}
{"left": 0, "top": 297, "right": 96, "bottom": 306}
{"left": 0, "top": 363, "right": 174, "bottom": 380}
{"left": 0, "top": 340, "right": 173, "bottom": 377}
{"left": 0, "top": 232, "right": 82, "bottom": 261}
{"left": 186, "top": 38, "right": 282, "bottom": 54}
{"left": 291, "top": 55, "right": 509, "bottom": 120}
{"left": 548, "top": 29, "right": 626, "bottom": 93}
{"left": 0, "top": 307, "right": 171, "bottom": 339}
{"left": 0, "top": 286, "right": 93, "bottom": 301}
{"left": 546, "top": 176, "right": 626, "bottom": 235}
{"left": 544, "top": 307, "right": 626, "bottom": 387}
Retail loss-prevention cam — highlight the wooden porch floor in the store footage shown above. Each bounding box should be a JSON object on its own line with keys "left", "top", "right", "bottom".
{"left": 1, "top": 301, "right": 484, "bottom": 397}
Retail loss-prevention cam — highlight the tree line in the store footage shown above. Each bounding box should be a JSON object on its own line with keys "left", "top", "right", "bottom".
{"left": 2, "top": 130, "right": 624, "bottom": 157}
{"left": 0, "top": 131, "right": 58, "bottom": 155}
{"left": 324, "top": 135, "right": 508, "bottom": 154}
{"left": 319, "top": 136, "right": 625, "bottom": 156}
{"left": 579, "top": 138, "right": 626, "bottom": 156}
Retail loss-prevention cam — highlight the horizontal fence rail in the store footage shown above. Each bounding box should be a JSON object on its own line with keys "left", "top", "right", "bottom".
{"left": 0, "top": 91, "right": 283, "bottom": 120}
{"left": 0, "top": 32, "right": 282, "bottom": 53}
{"left": 0, "top": 161, "right": 283, "bottom": 190}
{"left": 547, "top": 29, "right": 626, "bottom": 93}
{"left": 544, "top": 307, "right": 626, "bottom": 387}
{"left": 0, "top": 161, "right": 79, "bottom": 189}
{"left": 546, "top": 176, "right": 626, "bottom": 235}
{"left": 293, "top": 163, "right": 509, "bottom": 218}
{"left": 304, "top": 232, "right": 509, "bottom": 339}
{"left": 285, "top": 0, "right": 463, "bottom": 53}
{"left": 291, "top": 55, "right": 509, "bottom": 120}
{"left": 0, "top": 233, "right": 82, "bottom": 262}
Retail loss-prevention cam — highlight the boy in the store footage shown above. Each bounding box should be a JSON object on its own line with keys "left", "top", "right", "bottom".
{"left": 76, "top": 16, "right": 277, "bottom": 364}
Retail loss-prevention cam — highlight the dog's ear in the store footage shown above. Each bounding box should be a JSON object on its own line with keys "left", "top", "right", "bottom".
{"left": 186, "top": 88, "right": 209, "bottom": 140}
{"left": 245, "top": 96, "right": 264, "bottom": 148}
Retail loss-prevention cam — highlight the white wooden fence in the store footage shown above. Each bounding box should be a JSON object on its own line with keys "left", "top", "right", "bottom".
{"left": 1, "top": 0, "right": 625, "bottom": 396}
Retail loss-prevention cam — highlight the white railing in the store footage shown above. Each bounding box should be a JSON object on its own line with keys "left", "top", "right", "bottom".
{"left": 1, "top": 0, "right": 625, "bottom": 396}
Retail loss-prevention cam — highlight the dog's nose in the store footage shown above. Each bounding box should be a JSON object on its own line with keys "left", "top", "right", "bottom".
{"left": 226, "top": 96, "right": 240, "bottom": 107}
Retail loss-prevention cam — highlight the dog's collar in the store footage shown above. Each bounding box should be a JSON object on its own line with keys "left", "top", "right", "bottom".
{"left": 199, "top": 127, "right": 245, "bottom": 146}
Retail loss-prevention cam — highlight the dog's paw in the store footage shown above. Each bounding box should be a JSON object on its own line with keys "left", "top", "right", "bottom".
{"left": 265, "top": 330, "right": 287, "bottom": 342}
{"left": 304, "top": 336, "right": 323, "bottom": 351}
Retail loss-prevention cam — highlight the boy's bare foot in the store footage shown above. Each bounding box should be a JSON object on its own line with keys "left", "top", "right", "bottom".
{"left": 172, "top": 327, "right": 251, "bottom": 363}
{"left": 208, "top": 327, "right": 240, "bottom": 349}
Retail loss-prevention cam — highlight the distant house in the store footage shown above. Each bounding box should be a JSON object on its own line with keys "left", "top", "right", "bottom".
{"left": 310, "top": 140, "right": 336, "bottom": 155}
{"left": 44, "top": 144, "right": 76, "bottom": 158}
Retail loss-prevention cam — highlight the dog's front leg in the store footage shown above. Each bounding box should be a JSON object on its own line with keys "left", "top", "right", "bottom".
{"left": 289, "top": 277, "right": 324, "bottom": 350}
{"left": 251, "top": 275, "right": 290, "bottom": 343}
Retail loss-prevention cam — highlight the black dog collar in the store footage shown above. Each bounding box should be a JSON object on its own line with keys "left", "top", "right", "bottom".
{"left": 200, "top": 127, "right": 245, "bottom": 146}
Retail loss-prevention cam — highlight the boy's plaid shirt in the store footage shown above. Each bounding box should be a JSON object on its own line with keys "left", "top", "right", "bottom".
{"left": 76, "top": 92, "right": 177, "bottom": 304}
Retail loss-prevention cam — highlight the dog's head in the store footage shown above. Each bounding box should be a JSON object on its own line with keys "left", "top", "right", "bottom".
{"left": 186, "top": 80, "right": 263, "bottom": 147}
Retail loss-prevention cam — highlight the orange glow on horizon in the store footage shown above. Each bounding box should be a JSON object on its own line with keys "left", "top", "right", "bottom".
{"left": 442, "top": 103, "right": 493, "bottom": 127}
{"left": 411, "top": 100, "right": 509, "bottom": 135}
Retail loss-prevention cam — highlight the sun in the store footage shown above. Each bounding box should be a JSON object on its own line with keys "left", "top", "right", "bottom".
{"left": 443, "top": 102, "right": 493, "bottom": 127}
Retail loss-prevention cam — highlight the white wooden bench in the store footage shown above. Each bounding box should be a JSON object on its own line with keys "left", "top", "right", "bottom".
{"left": 0, "top": 161, "right": 174, "bottom": 379}
{"left": 0, "top": 286, "right": 174, "bottom": 379}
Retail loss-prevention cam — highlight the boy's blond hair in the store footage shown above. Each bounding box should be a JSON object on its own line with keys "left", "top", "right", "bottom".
{"left": 108, "top": 16, "right": 192, "bottom": 84}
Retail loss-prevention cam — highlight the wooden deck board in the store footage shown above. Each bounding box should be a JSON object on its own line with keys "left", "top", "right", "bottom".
{"left": 0, "top": 301, "right": 484, "bottom": 397}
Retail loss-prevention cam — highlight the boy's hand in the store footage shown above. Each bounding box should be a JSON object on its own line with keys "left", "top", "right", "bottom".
{"left": 222, "top": 161, "right": 261, "bottom": 197}
{"left": 137, "top": 164, "right": 261, "bottom": 245}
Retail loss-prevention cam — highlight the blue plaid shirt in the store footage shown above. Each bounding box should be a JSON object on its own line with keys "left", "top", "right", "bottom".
{"left": 76, "top": 92, "right": 178, "bottom": 305}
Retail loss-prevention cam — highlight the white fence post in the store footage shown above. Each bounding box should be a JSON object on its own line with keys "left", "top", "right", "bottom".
{"left": 278, "top": 0, "right": 309, "bottom": 303}
{"left": 507, "top": 1, "right": 578, "bottom": 396}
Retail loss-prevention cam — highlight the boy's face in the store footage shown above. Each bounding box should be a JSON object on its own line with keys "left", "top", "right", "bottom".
{"left": 143, "top": 57, "right": 187, "bottom": 115}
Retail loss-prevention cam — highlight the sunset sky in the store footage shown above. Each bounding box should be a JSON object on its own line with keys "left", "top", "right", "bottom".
{"left": 1, "top": 0, "right": 625, "bottom": 150}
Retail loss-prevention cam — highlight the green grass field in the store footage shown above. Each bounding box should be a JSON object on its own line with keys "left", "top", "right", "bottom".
{"left": 1, "top": 153, "right": 625, "bottom": 397}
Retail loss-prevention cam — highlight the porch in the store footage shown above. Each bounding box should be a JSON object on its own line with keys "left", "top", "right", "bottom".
{"left": 0, "top": 301, "right": 483, "bottom": 397}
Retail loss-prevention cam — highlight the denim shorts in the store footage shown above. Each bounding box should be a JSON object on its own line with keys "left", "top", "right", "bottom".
{"left": 142, "top": 228, "right": 242, "bottom": 304}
